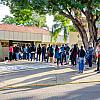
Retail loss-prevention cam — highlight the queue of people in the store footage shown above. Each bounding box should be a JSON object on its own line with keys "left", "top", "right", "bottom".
{"left": 9, "top": 42, "right": 100, "bottom": 73}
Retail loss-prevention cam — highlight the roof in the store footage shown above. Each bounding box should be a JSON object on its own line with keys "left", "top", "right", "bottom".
{"left": 0, "top": 24, "right": 50, "bottom": 35}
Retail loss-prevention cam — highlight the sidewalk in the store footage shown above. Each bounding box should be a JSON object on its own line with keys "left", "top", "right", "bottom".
{"left": 0, "top": 63, "right": 100, "bottom": 100}
{"left": 0, "top": 61, "right": 56, "bottom": 74}
{"left": 0, "top": 61, "right": 99, "bottom": 90}
{"left": 0, "top": 60, "right": 35, "bottom": 66}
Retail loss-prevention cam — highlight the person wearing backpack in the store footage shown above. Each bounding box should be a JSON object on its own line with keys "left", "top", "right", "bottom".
{"left": 85, "top": 43, "right": 94, "bottom": 68}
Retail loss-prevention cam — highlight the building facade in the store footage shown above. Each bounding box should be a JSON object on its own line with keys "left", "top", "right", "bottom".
{"left": 0, "top": 24, "right": 65, "bottom": 61}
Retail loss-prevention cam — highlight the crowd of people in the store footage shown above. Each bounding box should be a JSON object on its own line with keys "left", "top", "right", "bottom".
{"left": 9, "top": 42, "right": 100, "bottom": 73}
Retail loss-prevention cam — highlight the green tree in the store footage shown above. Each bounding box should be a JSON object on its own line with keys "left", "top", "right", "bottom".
{"left": 2, "top": 12, "right": 46, "bottom": 27}
{"left": 1, "top": 16, "right": 17, "bottom": 24}
{"left": 1, "top": 0, "right": 46, "bottom": 27}
{"left": 1, "top": 0, "right": 100, "bottom": 49}
{"left": 51, "top": 14, "right": 71, "bottom": 42}
{"left": 52, "top": 14, "right": 77, "bottom": 42}
{"left": 68, "top": 25, "right": 77, "bottom": 32}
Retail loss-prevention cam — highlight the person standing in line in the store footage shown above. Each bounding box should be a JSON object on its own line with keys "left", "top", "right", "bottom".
{"left": 78, "top": 46, "right": 85, "bottom": 73}
{"left": 28, "top": 45, "right": 31, "bottom": 61}
{"left": 19, "top": 51, "right": 23, "bottom": 60}
{"left": 18, "top": 45, "right": 22, "bottom": 60}
{"left": 70, "top": 44, "right": 74, "bottom": 65}
{"left": 23, "top": 45, "right": 26, "bottom": 59}
{"left": 16, "top": 45, "right": 20, "bottom": 60}
{"left": 55, "top": 45, "right": 60, "bottom": 66}
{"left": 9, "top": 45, "right": 13, "bottom": 61}
{"left": 23, "top": 45, "right": 26, "bottom": 60}
{"left": 60, "top": 44, "right": 65, "bottom": 65}
{"left": 20, "top": 44, "right": 24, "bottom": 60}
{"left": 76, "top": 44, "right": 80, "bottom": 67}
{"left": 30, "top": 44, "right": 36, "bottom": 61}
{"left": 26, "top": 44, "right": 29, "bottom": 60}
{"left": 65, "top": 43, "right": 70, "bottom": 64}
{"left": 47, "top": 44, "right": 50, "bottom": 63}
{"left": 13, "top": 46, "right": 17, "bottom": 61}
{"left": 71, "top": 44, "right": 77, "bottom": 67}
{"left": 85, "top": 43, "right": 94, "bottom": 68}
{"left": 55, "top": 45, "right": 58, "bottom": 63}
{"left": 49, "top": 45, "right": 54, "bottom": 63}
{"left": 23, "top": 44, "right": 28, "bottom": 60}
{"left": 36, "top": 44, "right": 41, "bottom": 61}
{"left": 95, "top": 42, "right": 100, "bottom": 73}
{"left": 42, "top": 45, "right": 46, "bottom": 62}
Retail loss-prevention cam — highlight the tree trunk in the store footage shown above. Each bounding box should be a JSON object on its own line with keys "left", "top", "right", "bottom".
{"left": 61, "top": 11, "right": 89, "bottom": 50}
{"left": 85, "top": 10, "right": 98, "bottom": 49}
{"left": 87, "top": 18, "right": 97, "bottom": 49}
{"left": 72, "top": 19, "right": 89, "bottom": 50}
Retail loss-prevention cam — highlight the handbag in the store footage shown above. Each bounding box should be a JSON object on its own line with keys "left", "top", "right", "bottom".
{"left": 96, "top": 53, "right": 100, "bottom": 58}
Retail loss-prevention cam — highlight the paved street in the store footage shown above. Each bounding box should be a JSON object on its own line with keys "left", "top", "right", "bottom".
{"left": 0, "top": 83, "right": 100, "bottom": 100}
{"left": 0, "top": 61, "right": 100, "bottom": 100}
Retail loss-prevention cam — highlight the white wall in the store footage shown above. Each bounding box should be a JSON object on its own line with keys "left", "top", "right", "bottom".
{"left": 0, "top": 31, "right": 5, "bottom": 39}
{"left": 42, "top": 35, "right": 51, "bottom": 42}
{"left": 0, "top": 31, "right": 43, "bottom": 42}
{"left": 0, "top": 30, "right": 66, "bottom": 43}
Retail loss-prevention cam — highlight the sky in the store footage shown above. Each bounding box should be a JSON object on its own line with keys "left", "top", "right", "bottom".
{"left": 0, "top": 4, "right": 54, "bottom": 29}
{"left": 0, "top": 4, "right": 11, "bottom": 22}
{"left": 0, "top": 4, "right": 65, "bottom": 36}
{"left": 46, "top": 14, "right": 54, "bottom": 30}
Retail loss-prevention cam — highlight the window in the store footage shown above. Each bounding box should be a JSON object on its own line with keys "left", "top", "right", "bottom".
{"left": 1, "top": 41, "right": 9, "bottom": 47}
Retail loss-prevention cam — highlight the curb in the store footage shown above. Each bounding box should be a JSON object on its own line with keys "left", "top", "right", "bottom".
{"left": 0, "top": 80, "right": 100, "bottom": 91}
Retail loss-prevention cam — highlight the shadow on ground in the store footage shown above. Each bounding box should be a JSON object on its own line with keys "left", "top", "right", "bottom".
{"left": 42, "top": 84, "right": 100, "bottom": 100}
{"left": 1, "top": 84, "right": 100, "bottom": 100}
{"left": 0, "top": 63, "right": 98, "bottom": 92}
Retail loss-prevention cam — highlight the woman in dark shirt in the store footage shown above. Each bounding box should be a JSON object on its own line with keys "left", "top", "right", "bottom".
{"left": 36, "top": 44, "right": 41, "bottom": 61}
{"left": 71, "top": 44, "right": 77, "bottom": 67}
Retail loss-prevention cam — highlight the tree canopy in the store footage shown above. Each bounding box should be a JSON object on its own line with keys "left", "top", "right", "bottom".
{"left": 2, "top": 13, "right": 46, "bottom": 27}
{"left": 1, "top": 0, "right": 100, "bottom": 49}
{"left": 52, "top": 14, "right": 77, "bottom": 42}
{"left": 1, "top": 0, "right": 46, "bottom": 27}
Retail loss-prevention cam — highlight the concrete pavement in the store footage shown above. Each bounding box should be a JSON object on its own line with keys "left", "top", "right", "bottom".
{"left": 0, "top": 83, "right": 100, "bottom": 100}
{"left": 0, "top": 61, "right": 99, "bottom": 87}
{"left": 0, "top": 61, "right": 100, "bottom": 100}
